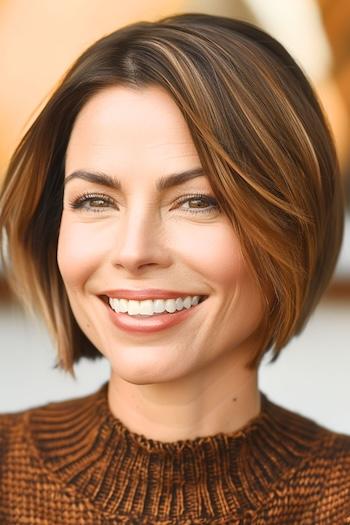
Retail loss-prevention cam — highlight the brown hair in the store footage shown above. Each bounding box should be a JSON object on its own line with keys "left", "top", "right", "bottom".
{"left": 0, "top": 13, "right": 344, "bottom": 373}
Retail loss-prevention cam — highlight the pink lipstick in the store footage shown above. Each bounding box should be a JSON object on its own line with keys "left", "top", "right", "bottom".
{"left": 100, "top": 293, "right": 207, "bottom": 334}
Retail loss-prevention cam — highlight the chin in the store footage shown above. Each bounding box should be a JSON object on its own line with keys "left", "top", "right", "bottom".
{"left": 106, "top": 347, "right": 186, "bottom": 385}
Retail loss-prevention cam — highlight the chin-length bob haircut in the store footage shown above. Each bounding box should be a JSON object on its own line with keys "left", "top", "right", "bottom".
{"left": 0, "top": 13, "right": 344, "bottom": 374}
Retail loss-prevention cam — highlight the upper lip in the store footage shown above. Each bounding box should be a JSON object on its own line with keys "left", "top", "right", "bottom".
{"left": 101, "top": 289, "right": 207, "bottom": 300}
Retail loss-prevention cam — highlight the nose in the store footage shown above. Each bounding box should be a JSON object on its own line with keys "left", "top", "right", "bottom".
{"left": 109, "top": 203, "right": 172, "bottom": 273}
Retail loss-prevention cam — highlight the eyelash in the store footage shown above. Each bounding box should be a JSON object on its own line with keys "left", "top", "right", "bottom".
{"left": 68, "top": 192, "right": 220, "bottom": 215}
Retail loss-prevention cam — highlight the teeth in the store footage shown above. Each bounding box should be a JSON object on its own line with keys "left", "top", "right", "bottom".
{"left": 154, "top": 299, "right": 165, "bottom": 314}
{"left": 165, "top": 299, "right": 177, "bottom": 313}
{"left": 119, "top": 298, "right": 128, "bottom": 313}
{"left": 139, "top": 299, "right": 154, "bottom": 315}
{"left": 184, "top": 297, "right": 192, "bottom": 309}
{"left": 175, "top": 298, "right": 184, "bottom": 310}
{"left": 128, "top": 300, "right": 140, "bottom": 315}
{"left": 108, "top": 295, "right": 204, "bottom": 316}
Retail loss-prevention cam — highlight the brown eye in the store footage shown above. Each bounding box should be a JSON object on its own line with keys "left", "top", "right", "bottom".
{"left": 188, "top": 198, "right": 209, "bottom": 208}
{"left": 89, "top": 198, "right": 108, "bottom": 208}
{"left": 69, "top": 193, "right": 116, "bottom": 212}
{"left": 175, "top": 194, "right": 220, "bottom": 214}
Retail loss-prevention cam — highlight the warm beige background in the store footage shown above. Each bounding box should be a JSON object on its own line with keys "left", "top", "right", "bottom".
{"left": 1, "top": 0, "right": 349, "bottom": 176}
{"left": 0, "top": 0, "right": 190, "bottom": 174}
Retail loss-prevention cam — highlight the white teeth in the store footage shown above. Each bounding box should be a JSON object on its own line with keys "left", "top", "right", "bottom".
{"left": 165, "top": 299, "right": 177, "bottom": 313}
{"left": 139, "top": 299, "right": 153, "bottom": 315}
{"left": 175, "top": 298, "right": 184, "bottom": 310}
{"left": 119, "top": 298, "right": 128, "bottom": 313}
{"left": 183, "top": 297, "right": 192, "bottom": 309}
{"left": 108, "top": 295, "right": 204, "bottom": 316}
{"left": 154, "top": 299, "right": 165, "bottom": 314}
{"left": 109, "top": 298, "right": 119, "bottom": 312}
{"left": 128, "top": 300, "right": 140, "bottom": 315}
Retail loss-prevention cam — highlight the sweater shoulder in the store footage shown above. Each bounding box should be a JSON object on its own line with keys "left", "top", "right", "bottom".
{"left": 0, "top": 409, "right": 28, "bottom": 436}
{"left": 297, "top": 421, "right": 350, "bottom": 517}
{"left": 263, "top": 397, "right": 350, "bottom": 518}
{"left": 312, "top": 425, "right": 350, "bottom": 473}
{"left": 0, "top": 409, "right": 30, "bottom": 463}
{"left": 0, "top": 389, "right": 100, "bottom": 448}
{"left": 273, "top": 398, "right": 350, "bottom": 461}
{"left": 271, "top": 400, "right": 350, "bottom": 490}
{"left": 263, "top": 395, "right": 350, "bottom": 481}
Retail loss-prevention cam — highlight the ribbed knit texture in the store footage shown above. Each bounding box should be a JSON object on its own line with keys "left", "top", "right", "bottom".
{"left": 0, "top": 382, "right": 349, "bottom": 524}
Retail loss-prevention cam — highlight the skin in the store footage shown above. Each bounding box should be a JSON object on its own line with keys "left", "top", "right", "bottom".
{"left": 58, "top": 85, "right": 265, "bottom": 442}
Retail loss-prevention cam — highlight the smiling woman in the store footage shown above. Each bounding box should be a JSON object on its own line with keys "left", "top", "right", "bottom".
{"left": 0, "top": 12, "right": 349, "bottom": 525}
{"left": 57, "top": 85, "right": 264, "bottom": 399}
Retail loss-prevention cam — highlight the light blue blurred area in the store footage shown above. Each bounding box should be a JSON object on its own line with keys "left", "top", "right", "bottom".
{"left": 0, "top": 214, "right": 349, "bottom": 433}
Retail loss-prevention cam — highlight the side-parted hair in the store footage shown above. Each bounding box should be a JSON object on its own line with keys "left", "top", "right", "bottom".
{"left": 0, "top": 13, "right": 344, "bottom": 373}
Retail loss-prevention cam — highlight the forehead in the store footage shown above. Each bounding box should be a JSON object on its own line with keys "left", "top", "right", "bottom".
{"left": 65, "top": 85, "right": 200, "bottom": 177}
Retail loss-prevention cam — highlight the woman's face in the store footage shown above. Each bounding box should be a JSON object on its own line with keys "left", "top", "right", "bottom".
{"left": 58, "top": 85, "right": 265, "bottom": 384}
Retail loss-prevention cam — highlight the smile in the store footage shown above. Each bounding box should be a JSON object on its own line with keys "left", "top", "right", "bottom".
{"left": 108, "top": 295, "right": 206, "bottom": 316}
{"left": 100, "top": 294, "right": 208, "bottom": 334}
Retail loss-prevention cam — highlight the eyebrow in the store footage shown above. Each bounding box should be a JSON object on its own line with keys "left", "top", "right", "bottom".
{"left": 64, "top": 167, "right": 205, "bottom": 192}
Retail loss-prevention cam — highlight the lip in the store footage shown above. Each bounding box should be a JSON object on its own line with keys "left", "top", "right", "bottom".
{"left": 101, "top": 295, "right": 208, "bottom": 334}
{"left": 101, "top": 289, "right": 207, "bottom": 301}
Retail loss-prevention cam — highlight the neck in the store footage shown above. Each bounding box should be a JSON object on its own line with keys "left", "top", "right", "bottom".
{"left": 107, "top": 347, "right": 261, "bottom": 442}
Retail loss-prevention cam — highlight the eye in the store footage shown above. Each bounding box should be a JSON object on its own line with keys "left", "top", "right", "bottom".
{"left": 68, "top": 191, "right": 220, "bottom": 215}
{"left": 68, "top": 192, "right": 116, "bottom": 212}
{"left": 174, "top": 193, "right": 220, "bottom": 214}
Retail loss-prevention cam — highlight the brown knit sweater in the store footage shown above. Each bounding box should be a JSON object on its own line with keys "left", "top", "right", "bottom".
{"left": 0, "top": 382, "right": 349, "bottom": 524}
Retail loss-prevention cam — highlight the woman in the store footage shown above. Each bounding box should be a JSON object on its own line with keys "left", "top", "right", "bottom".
{"left": 0, "top": 12, "right": 349, "bottom": 524}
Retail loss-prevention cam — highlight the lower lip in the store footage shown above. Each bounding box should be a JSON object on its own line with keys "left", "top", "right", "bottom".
{"left": 104, "top": 299, "right": 206, "bottom": 334}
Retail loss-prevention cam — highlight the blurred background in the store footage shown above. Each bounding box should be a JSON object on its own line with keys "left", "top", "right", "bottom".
{"left": 0, "top": 0, "right": 349, "bottom": 432}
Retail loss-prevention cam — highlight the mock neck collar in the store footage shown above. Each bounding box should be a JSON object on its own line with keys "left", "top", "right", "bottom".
{"left": 28, "top": 382, "right": 324, "bottom": 522}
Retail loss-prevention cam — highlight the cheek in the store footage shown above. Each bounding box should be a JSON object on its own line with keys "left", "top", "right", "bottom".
{"left": 180, "top": 222, "right": 264, "bottom": 314}
{"left": 176, "top": 222, "right": 244, "bottom": 286}
{"left": 57, "top": 216, "right": 105, "bottom": 287}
